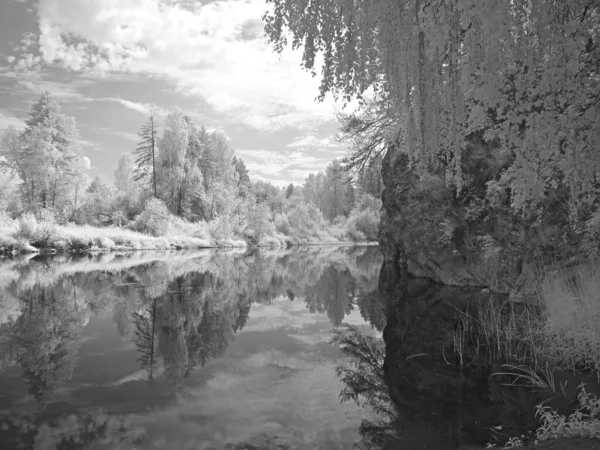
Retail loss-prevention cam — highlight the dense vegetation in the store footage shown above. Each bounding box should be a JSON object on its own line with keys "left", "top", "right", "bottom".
{"left": 262, "top": 0, "right": 600, "bottom": 448}
{"left": 0, "top": 93, "right": 383, "bottom": 253}
{"left": 264, "top": 0, "right": 600, "bottom": 262}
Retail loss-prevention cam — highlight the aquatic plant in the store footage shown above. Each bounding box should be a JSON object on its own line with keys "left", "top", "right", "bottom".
{"left": 535, "top": 384, "right": 600, "bottom": 442}
{"left": 491, "top": 363, "right": 556, "bottom": 392}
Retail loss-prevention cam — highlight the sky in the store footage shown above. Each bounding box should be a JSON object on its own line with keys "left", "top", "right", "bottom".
{"left": 0, "top": 0, "right": 352, "bottom": 186}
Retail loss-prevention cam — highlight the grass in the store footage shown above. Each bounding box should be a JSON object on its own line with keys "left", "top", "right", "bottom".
{"left": 472, "top": 257, "right": 600, "bottom": 379}
{"left": 534, "top": 259, "right": 600, "bottom": 378}
{"left": 0, "top": 213, "right": 376, "bottom": 255}
{"left": 0, "top": 220, "right": 219, "bottom": 254}
{"left": 478, "top": 258, "right": 600, "bottom": 446}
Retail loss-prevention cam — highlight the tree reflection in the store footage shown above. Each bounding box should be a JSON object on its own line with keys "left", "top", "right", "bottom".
{"left": 7, "top": 285, "right": 86, "bottom": 406}
{"left": 333, "top": 324, "right": 399, "bottom": 450}
{"left": 0, "top": 247, "right": 384, "bottom": 396}
{"left": 0, "top": 409, "right": 144, "bottom": 449}
{"left": 132, "top": 298, "right": 158, "bottom": 382}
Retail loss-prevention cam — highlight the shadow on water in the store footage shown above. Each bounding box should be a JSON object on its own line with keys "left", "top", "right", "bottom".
{"left": 0, "top": 246, "right": 382, "bottom": 449}
{"left": 334, "top": 261, "right": 600, "bottom": 450}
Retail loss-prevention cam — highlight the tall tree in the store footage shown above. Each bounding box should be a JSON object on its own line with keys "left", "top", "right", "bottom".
{"left": 114, "top": 153, "right": 136, "bottom": 197}
{"left": 264, "top": 0, "right": 600, "bottom": 223}
{"left": 133, "top": 108, "right": 159, "bottom": 198}
{"left": 285, "top": 183, "right": 294, "bottom": 199}
{"left": 0, "top": 92, "right": 85, "bottom": 213}
{"left": 324, "top": 159, "right": 352, "bottom": 220}
{"left": 157, "top": 107, "right": 189, "bottom": 216}
{"left": 232, "top": 156, "right": 251, "bottom": 188}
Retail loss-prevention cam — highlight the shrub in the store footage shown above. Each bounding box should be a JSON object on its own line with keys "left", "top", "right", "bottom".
{"left": 0, "top": 210, "right": 14, "bottom": 228}
{"left": 535, "top": 385, "right": 600, "bottom": 441}
{"left": 15, "top": 211, "right": 58, "bottom": 245}
{"left": 346, "top": 223, "right": 367, "bottom": 242}
{"left": 353, "top": 209, "right": 379, "bottom": 241}
{"left": 133, "top": 198, "right": 172, "bottom": 237}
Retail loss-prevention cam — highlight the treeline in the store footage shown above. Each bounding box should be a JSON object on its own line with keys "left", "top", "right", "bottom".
{"left": 0, "top": 92, "right": 382, "bottom": 247}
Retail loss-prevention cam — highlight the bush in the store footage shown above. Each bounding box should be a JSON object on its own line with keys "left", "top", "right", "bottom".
{"left": 353, "top": 209, "right": 379, "bottom": 241}
{"left": 15, "top": 211, "right": 58, "bottom": 245}
{"left": 274, "top": 213, "right": 291, "bottom": 235}
{"left": 0, "top": 210, "right": 14, "bottom": 228}
{"left": 346, "top": 224, "right": 367, "bottom": 242}
{"left": 133, "top": 198, "right": 172, "bottom": 237}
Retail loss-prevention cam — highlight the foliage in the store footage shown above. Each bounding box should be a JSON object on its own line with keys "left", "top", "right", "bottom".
{"left": 15, "top": 210, "right": 58, "bottom": 246}
{"left": 133, "top": 198, "right": 172, "bottom": 237}
{"left": 536, "top": 385, "right": 600, "bottom": 441}
{"left": 0, "top": 92, "right": 88, "bottom": 215}
{"left": 0, "top": 93, "right": 380, "bottom": 248}
{"left": 265, "top": 0, "right": 600, "bottom": 215}
{"left": 535, "top": 260, "right": 600, "bottom": 378}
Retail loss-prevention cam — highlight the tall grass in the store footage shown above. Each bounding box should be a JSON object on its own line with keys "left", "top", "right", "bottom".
{"left": 535, "top": 259, "right": 600, "bottom": 378}
{"left": 476, "top": 258, "right": 600, "bottom": 387}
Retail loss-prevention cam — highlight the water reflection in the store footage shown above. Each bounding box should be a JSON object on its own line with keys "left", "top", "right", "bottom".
{"left": 367, "top": 261, "right": 600, "bottom": 449}
{"left": 0, "top": 247, "right": 382, "bottom": 449}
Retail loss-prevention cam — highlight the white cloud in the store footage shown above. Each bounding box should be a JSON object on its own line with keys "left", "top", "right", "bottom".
{"left": 0, "top": 111, "right": 24, "bottom": 131}
{"left": 287, "top": 135, "right": 344, "bottom": 149}
{"left": 98, "top": 97, "right": 160, "bottom": 115}
{"left": 241, "top": 298, "right": 327, "bottom": 333}
{"left": 34, "top": 0, "right": 339, "bottom": 131}
{"left": 236, "top": 148, "right": 330, "bottom": 183}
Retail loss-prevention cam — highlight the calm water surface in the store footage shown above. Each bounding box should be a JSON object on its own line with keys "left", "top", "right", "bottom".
{"left": 0, "top": 247, "right": 384, "bottom": 450}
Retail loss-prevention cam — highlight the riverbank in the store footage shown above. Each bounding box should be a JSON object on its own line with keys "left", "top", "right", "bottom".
{"left": 0, "top": 219, "right": 378, "bottom": 256}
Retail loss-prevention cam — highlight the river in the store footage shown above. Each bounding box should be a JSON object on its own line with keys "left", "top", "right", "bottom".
{"left": 0, "top": 246, "right": 383, "bottom": 450}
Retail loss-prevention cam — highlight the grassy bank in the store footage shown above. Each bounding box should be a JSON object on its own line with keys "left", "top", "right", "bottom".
{"left": 469, "top": 259, "right": 600, "bottom": 447}
{"left": 0, "top": 213, "right": 376, "bottom": 255}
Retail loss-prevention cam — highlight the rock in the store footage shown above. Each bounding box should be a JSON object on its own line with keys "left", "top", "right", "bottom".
{"left": 378, "top": 144, "right": 537, "bottom": 296}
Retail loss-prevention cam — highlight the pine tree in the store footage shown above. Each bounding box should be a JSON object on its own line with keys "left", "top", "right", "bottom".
{"left": 133, "top": 108, "right": 158, "bottom": 198}
{"left": 132, "top": 299, "right": 158, "bottom": 384}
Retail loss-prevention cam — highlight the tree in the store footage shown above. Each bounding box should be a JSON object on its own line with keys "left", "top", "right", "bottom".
{"left": 338, "top": 97, "right": 397, "bottom": 173}
{"left": 83, "top": 177, "right": 119, "bottom": 225}
{"left": 323, "top": 159, "right": 352, "bottom": 220}
{"left": 356, "top": 155, "right": 383, "bottom": 199}
{"left": 133, "top": 108, "right": 159, "bottom": 197}
{"left": 232, "top": 156, "right": 251, "bottom": 188}
{"left": 132, "top": 299, "right": 158, "bottom": 383}
{"left": 157, "top": 107, "right": 189, "bottom": 216}
{"left": 205, "top": 130, "right": 236, "bottom": 189}
{"left": 0, "top": 92, "right": 86, "bottom": 214}
{"left": 114, "top": 153, "right": 135, "bottom": 195}
{"left": 254, "top": 181, "right": 284, "bottom": 220}
{"left": 303, "top": 172, "right": 326, "bottom": 207}
{"left": 264, "top": 0, "right": 600, "bottom": 224}
{"left": 285, "top": 183, "right": 294, "bottom": 199}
